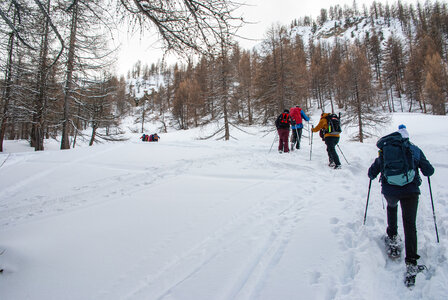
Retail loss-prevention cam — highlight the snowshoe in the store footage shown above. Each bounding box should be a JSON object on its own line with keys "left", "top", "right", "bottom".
{"left": 404, "top": 264, "right": 427, "bottom": 288}
{"left": 384, "top": 235, "right": 402, "bottom": 259}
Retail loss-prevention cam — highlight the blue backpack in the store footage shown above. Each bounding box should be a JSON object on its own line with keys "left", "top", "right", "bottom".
{"left": 377, "top": 132, "right": 415, "bottom": 186}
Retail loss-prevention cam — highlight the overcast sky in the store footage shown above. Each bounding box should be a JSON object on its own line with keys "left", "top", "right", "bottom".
{"left": 116, "top": 0, "right": 417, "bottom": 75}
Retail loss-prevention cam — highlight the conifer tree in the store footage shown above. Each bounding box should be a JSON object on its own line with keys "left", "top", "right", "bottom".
{"left": 424, "top": 52, "right": 447, "bottom": 115}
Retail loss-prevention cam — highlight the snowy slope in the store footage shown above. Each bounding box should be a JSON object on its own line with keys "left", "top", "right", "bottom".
{"left": 127, "top": 75, "right": 166, "bottom": 99}
{"left": 291, "top": 16, "right": 411, "bottom": 46}
{"left": 0, "top": 113, "right": 447, "bottom": 300}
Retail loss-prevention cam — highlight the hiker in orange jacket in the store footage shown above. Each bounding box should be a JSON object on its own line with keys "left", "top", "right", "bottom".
{"left": 312, "top": 113, "right": 341, "bottom": 169}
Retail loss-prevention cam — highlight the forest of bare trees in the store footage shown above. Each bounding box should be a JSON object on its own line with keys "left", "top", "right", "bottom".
{"left": 131, "top": 1, "right": 448, "bottom": 142}
{"left": 0, "top": 0, "right": 242, "bottom": 150}
{"left": 1, "top": 0, "right": 448, "bottom": 151}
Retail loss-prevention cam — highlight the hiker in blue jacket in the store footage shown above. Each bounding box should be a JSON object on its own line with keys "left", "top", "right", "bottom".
{"left": 289, "top": 105, "right": 310, "bottom": 150}
{"left": 368, "top": 125, "right": 434, "bottom": 282}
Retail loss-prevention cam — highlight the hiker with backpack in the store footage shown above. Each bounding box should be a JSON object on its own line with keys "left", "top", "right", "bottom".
{"left": 289, "top": 105, "right": 310, "bottom": 150}
{"left": 148, "top": 133, "right": 160, "bottom": 142}
{"left": 140, "top": 133, "right": 160, "bottom": 142}
{"left": 367, "top": 125, "right": 434, "bottom": 287}
{"left": 311, "top": 113, "right": 342, "bottom": 169}
{"left": 275, "top": 109, "right": 292, "bottom": 153}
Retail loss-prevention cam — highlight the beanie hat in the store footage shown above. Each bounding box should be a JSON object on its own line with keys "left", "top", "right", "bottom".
{"left": 397, "top": 124, "right": 409, "bottom": 139}
{"left": 284, "top": 109, "right": 289, "bottom": 113}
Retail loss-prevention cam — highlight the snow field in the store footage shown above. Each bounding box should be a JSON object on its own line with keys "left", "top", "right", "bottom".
{"left": 0, "top": 112, "right": 447, "bottom": 300}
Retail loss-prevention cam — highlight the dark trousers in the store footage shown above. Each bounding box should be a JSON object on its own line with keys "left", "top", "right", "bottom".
{"left": 324, "top": 136, "right": 341, "bottom": 166}
{"left": 385, "top": 194, "right": 420, "bottom": 264}
{"left": 291, "top": 127, "right": 303, "bottom": 149}
{"left": 277, "top": 128, "right": 290, "bottom": 152}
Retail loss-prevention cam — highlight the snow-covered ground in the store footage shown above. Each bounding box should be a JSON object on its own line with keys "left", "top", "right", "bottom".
{"left": 0, "top": 112, "right": 447, "bottom": 300}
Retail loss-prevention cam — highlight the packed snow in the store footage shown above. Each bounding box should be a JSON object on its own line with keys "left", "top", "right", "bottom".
{"left": 0, "top": 112, "right": 447, "bottom": 300}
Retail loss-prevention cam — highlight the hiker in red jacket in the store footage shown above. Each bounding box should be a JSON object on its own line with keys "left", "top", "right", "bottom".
{"left": 289, "top": 105, "right": 310, "bottom": 150}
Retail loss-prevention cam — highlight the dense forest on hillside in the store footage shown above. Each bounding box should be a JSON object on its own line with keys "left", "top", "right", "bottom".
{"left": 1, "top": 1, "right": 448, "bottom": 150}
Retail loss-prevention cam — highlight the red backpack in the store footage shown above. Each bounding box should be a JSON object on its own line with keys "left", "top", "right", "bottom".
{"left": 289, "top": 107, "right": 302, "bottom": 124}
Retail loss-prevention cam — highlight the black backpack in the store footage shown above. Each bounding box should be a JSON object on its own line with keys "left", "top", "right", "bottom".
{"left": 326, "top": 113, "right": 342, "bottom": 135}
{"left": 276, "top": 112, "right": 291, "bottom": 128}
{"left": 377, "top": 132, "right": 415, "bottom": 186}
{"left": 280, "top": 113, "right": 290, "bottom": 125}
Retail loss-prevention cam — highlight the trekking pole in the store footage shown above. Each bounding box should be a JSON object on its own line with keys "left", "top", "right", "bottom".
{"left": 308, "top": 122, "right": 311, "bottom": 145}
{"left": 269, "top": 133, "right": 278, "bottom": 153}
{"left": 428, "top": 177, "right": 440, "bottom": 243}
{"left": 310, "top": 126, "right": 314, "bottom": 160}
{"left": 363, "top": 179, "right": 372, "bottom": 225}
{"left": 295, "top": 127, "right": 300, "bottom": 149}
{"left": 336, "top": 144, "right": 350, "bottom": 165}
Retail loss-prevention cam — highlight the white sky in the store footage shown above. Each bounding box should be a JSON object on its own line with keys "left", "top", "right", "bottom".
{"left": 115, "top": 0, "right": 417, "bottom": 75}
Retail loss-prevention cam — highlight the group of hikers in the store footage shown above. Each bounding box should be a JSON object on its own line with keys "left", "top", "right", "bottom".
{"left": 275, "top": 107, "right": 435, "bottom": 287}
{"left": 140, "top": 133, "right": 160, "bottom": 142}
{"left": 275, "top": 106, "right": 341, "bottom": 169}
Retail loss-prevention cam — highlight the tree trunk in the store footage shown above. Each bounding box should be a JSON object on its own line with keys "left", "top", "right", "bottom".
{"left": 329, "top": 89, "right": 335, "bottom": 113}
{"left": 141, "top": 100, "right": 146, "bottom": 133}
{"left": 72, "top": 103, "right": 81, "bottom": 148}
{"left": 219, "top": 41, "right": 230, "bottom": 141}
{"left": 89, "top": 123, "right": 97, "bottom": 146}
{"left": 247, "top": 89, "right": 252, "bottom": 125}
{"left": 31, "top": 0, "right": 51, "bottom": 151}
{"left": 355, "top": 81, "right": 364, "bottom": 143}
{"left": 61, "top": 2, "right": 79, "bottom": 149}
{"left": 390, "top": 88, "right": 395, "bottom": 112}
{"left": 0, "top": 18, "right": 16, "bottom": 152}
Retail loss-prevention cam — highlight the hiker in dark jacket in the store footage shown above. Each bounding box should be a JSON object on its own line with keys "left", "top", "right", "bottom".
{"left": 275, "top": 109, "right": 291, "bottom": 153}
{"left": 368, "top": 125, "right": 434, "bottom": 281}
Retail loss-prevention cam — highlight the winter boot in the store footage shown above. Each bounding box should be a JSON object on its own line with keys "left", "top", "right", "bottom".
{"left": 404, "top": 262, "right": 427, "bottom": 287}
{"left": 405, "top": 263, "right": 417, "bottom": 287}
{"left": 384, "top": 235, "right": 402, "bottom": 259}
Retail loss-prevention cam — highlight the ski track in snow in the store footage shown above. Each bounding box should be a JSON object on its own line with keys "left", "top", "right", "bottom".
{"left": 98, "top": 146, "right": 373, "bottom": 300}
{"left": 0, "top": 143, "right": 238, "bottom": 229}
{"left": 1, "top": 114, "right": 448, "bottom": 300}
{"left": 120, "top": 182, "right": 309, "bottom": 300}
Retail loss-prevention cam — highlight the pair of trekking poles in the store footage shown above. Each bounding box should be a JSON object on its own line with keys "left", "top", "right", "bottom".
{"left": 363, "top": 177, "right": 440, "bottom": 243}
{"left": 269, "top": 126, "right": 304, "bottom": 153}
{"left": 270, "top": 124, "right": 350, "bottom": 165}
{"left": 309, "top": 125, "right": 349, "bottom": 164}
